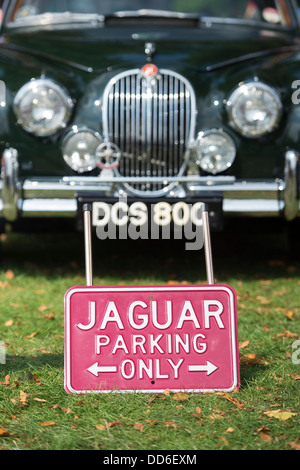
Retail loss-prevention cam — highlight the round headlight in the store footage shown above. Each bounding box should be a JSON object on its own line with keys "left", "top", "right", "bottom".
{"left": 14, "top": 79, "right": 73, "bottom": 136}
{"left": 194, "top": 129, "right": 236, "bottom": 174}
{"left": 227, "top": 81, "right": 282, "bottom": 138}
{"left": 62, "top": 127, "right": 103, "bottom": 173}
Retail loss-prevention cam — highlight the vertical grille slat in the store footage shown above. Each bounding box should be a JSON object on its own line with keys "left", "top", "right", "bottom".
{"left": 102, "top": 68, "right": 196, "bottom": 195}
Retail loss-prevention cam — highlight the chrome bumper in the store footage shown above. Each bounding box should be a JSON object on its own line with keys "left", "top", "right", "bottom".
{"left": 0, "top": 148, "right": 299, "bottom": 222}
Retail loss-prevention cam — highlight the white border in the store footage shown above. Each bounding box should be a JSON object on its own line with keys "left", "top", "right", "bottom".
{"left": 64, "top": 286, "right": 238, "bottom": 394}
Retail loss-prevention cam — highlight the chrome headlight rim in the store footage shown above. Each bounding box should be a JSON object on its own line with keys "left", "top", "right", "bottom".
{"left": 14, "top": 78, "right": 73, "bottom": 137}
{"left": 227, "top": 81, "right": 282, "bottom": 138}
{"left": 62, "top": 126, "right": 103, "bottom": 173}
{"left": 194, "top": 128, "right": 236, "bottom": 175}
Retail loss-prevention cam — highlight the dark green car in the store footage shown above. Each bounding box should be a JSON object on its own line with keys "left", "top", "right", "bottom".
{"left": 1, "top": 0, "right": 300, "bottom": 240}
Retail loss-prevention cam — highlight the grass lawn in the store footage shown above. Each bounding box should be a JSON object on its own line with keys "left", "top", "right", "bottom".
{"left": 0, "top": 219, "right": 299, "bottom": 451}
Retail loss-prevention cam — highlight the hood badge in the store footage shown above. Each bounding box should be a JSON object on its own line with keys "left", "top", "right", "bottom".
{"left": 144, "top": 42, "right": 156, "bottom": 62}
{"left": 141, "top": 63, "right": 159, "bottom": 77}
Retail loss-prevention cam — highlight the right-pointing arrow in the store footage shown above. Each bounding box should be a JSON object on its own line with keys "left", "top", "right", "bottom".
{"left": 188, "top": 361, "right": 218, "bottom": 376}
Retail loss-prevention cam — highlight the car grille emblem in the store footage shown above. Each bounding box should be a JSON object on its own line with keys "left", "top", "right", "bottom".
{"left": 96, "top": 142, "right": 121, "bottom": 170}
{"left": 141, "top": 63, "right": 158, "bottom": 77}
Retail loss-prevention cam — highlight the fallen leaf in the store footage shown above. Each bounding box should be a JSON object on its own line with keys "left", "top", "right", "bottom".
{"left": 43, "top": 312, "right": 55, "bottom": 320}
{"left": 263, "top": 409, "right": 296, "bottom": 421}
{"left": 287, "top": 437, "right": 300, "bottom": 450}
{"left": 62, "top": 407, "right": 73, "bottom": 414}
{"left": 256, "top": 296, "right": 271, "bottom": 305}
{"left": 288, "top": 373, "right": 300, "bottom": 380}
{"left": 134, "top": 422, "right": 144, "bottom": 432}
{"left": 173, "top": 392, "right": 189, "bottom": 402}
{"left": 257, "top": 426, "right": 271, "bottom": 433}
{"left": 0, "top": 426, "right": 12, "bottom": 437}
{"left": 39, "top": 421, "right": 56, "bottom": 427}
{"left": 10, "top": 303, "right": 28, "bottom": 308}
{"left": 216, "top": 392, "right": 244, "bottom": 409}
{"left": 148, "top": 394, "right": 167, "bottom": 403}
{"left": 0, "top": 375, "right": 10, "bottom": 386}
{"left": 277, "top": 329, "right": 298, "bottom": 339}
{"left": 33, "top": 397, "right": 47, "bottom": 403}
{"left": 19, "top": 390, "right": 28, "bottom": 407}
{"left": 209, "top": 410, "right": 226, "bottom": 421}
{"left": 0, "top": 281, "right": 11, "bottom": 289}
{"left": 144, "top": 419, "right": 157, "bottom": 426}
{"left": 38, "top": 347, "right": 51, "bottom": 354}
{"left": 5, "top": 270, "right": 14, "bottom": 280}
{"left": 283, "top": 328, "right": 298, "bottom": 338}
{"left": 260, "top": 432, "right": 272, "bottom": 443}
{"left": 23, "top": 332, "right": 37, "bottom": 340}
{"left": 239, "top": 340, "right": 250, "bottom": 349}
{"left": 191, "top": 407, "right": 202, "bottom": 420}
{"left": 165, "top": 421, "right": 177, "bottom": 429}
{"left": 220, "top": 436, "right": 229, "bottom": 446}
{"left": 38, "top": 305, "right": 49, "bottom": 312}
{"left": 4, "top": 319, "right": 13, "bottom": 327}
{"left": 225, "top": 427, "right": 235, "bottom": 433}
{"left": 240, "top": 353, "right": 268, "bottom": 366}
{"left": 285, "top": 311, "right": 295, "bottom": 321}
{"left": 108, "top": 420, "right": 122, "bottom": 428}
{"left": 95, "top": 424, "right": 106, "bottom": 431}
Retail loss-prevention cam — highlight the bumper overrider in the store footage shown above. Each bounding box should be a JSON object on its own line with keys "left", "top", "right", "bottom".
{"left": 0, "top": 148, "right": 299, "bottom": 232}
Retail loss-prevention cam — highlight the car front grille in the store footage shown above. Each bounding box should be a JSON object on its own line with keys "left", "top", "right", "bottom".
{"left": 102, "top": 68, "right": 196, "bottom": 195}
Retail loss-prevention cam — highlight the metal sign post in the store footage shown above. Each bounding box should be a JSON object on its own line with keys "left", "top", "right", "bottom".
{"left": 64, "top": 204, "right": 240, "bottom": 394}
{"left": 82, "top": 203, "right": 215, "bottom": 287}
{"left": 83, "top": 204, "right": 93, "bottom": 287}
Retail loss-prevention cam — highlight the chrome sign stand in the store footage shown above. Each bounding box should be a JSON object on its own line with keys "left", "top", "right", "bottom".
{"left": 82, "top": 203, "right": 214, "bottom": 286}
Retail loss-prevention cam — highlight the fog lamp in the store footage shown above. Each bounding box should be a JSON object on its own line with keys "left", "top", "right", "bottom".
{"left": 62, "top": 128, "right": 103, "bottom": 173}
{"left": 194, "top": 130, "right": 236, "bottom": 174}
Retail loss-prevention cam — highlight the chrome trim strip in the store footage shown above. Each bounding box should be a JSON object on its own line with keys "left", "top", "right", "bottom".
{"left": 282, "top": 149, "right": 298, "bottom": 221}
{"left": 22, "top": 199, "right": 77, "bottom": 218}
{"left": 1, "top": 148, "right": 19, "bottom": 221}
{"left": 223, "top": 199, "right": 281, "bottom": 217}
{"left": 61, "top": 175, "right": 236, "bottom": 185}
{"left": 0, "top": 159, "right": 298, "bottom": 220}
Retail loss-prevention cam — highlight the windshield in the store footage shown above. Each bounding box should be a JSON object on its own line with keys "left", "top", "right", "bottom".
{"left": 5, "top": 0, "right": 296, "bottom": 27}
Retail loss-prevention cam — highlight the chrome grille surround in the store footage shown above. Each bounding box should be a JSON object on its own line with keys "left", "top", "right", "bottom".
{"left": 102, "top": 68, "right": 197, "bottom": 196}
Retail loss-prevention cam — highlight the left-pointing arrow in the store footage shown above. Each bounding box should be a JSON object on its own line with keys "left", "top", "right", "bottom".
{"left": 87, "top": 362, "right": 117, "bottom": 377}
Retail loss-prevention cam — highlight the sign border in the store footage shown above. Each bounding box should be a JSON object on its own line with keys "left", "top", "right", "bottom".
{"left": 64, "top": 285, "right": 239, "bottom": 394}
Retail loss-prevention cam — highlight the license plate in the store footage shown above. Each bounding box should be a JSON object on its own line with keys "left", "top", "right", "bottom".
{"left": 77, "top": 196, "right": 223, "bottom": 232}
{"left": 91, "top": 200, "right": 206, "bottom": 227}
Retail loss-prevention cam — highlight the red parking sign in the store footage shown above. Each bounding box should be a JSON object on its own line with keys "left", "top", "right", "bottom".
{"left": 64, "top": 285, "right": 239, "bottom": 394}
